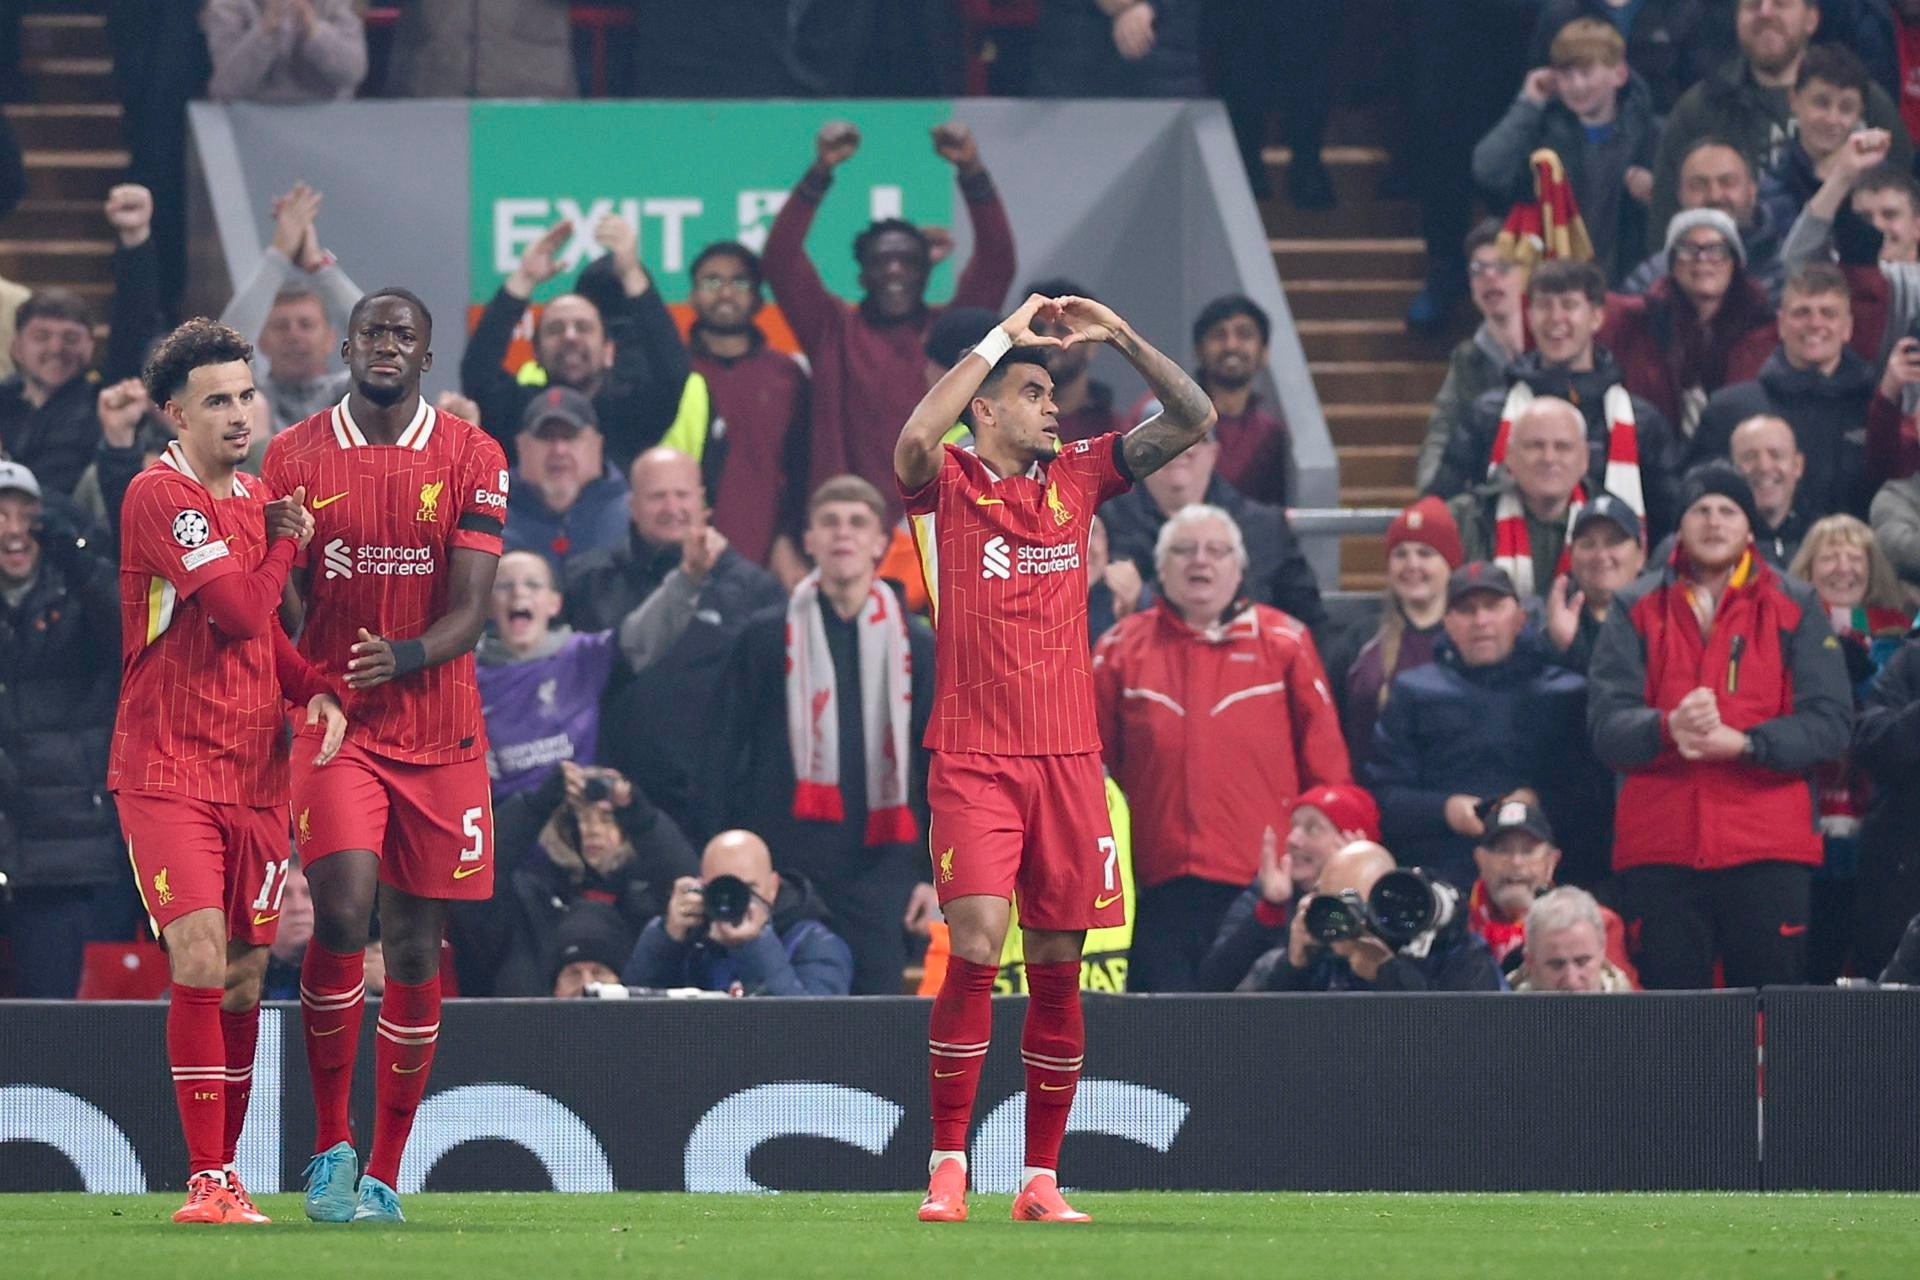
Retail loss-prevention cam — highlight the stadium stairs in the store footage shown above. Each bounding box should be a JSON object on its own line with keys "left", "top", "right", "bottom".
{"left": 1, "top": 4, "right": 121, "bottom": 321}
{"left": 1262, "top": 104, "right": 1462, "bottom": 593}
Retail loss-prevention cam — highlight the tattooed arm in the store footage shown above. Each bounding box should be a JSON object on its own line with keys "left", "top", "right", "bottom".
{"left": 1053, "top": 296, "right": 1217, "bottom": 479}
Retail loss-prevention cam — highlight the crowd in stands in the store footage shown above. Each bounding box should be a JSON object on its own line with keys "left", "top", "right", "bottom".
{"left": 9, "top": 0, "right": 1920, "bottom": 1003}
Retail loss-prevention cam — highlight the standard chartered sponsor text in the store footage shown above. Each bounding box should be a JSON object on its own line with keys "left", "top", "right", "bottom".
{"left": 1017, "top": 544, "right": 1082, "bottom": 575}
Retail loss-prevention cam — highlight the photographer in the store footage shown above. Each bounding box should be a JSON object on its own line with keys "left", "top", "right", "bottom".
{"left": 1197, "top": 783, "right": 1378, "bottom": 992}
{"left": 448, "top": 761, "right": 696, "bottom": 997}
{"left": 1246, "top": 841, "right": 1504, "bottom": 993}
{"left": 622, "top": 829, "right": 853, "bottom": 996}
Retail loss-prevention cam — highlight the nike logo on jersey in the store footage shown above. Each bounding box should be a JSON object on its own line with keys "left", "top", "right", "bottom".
{"left": 452, "top": 864, "right": 486, "bottom": 880}
{"left": 312, "top": 492, "right": 348, "bottom": 510}
{"left": 1094, "top": 892, "right": 1123, "bottom": 910}
{"left": 974, "top": 494, "right": 1004, "bottom": 506}
{"left": 252, "top": 912, "right": 279, "bottom": 926}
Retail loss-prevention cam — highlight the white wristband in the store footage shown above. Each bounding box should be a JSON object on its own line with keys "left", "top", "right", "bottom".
{"left": 972, "top": 326, "right": 1014, "bottom": 369}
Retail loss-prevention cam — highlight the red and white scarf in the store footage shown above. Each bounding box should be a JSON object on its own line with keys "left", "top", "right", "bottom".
{"left": 1487, "top": 382, "right": 1644, "bottom": 596}
{"left": 785, "top": 571, "right": 917, "bottom": 846}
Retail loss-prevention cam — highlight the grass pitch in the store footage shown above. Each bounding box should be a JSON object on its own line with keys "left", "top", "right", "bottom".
{"left": 6, "top": 1191, "right": 1920, "bottom": 1279}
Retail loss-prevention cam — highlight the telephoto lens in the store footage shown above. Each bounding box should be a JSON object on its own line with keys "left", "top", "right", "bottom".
{"left": 1367, "top": 868, "right": 1460, "bottom": 948}
{"left": 701, "top": 874, "right": 754, "bottom": 926}
{"left": 1303, "top": 889, "right": 1369, "bottom": 944}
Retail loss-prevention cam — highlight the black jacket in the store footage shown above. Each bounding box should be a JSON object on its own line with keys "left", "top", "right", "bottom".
{"left": 700, "top": 598, "right": 934, "bottom": 874}
{"left": 1852, "top": 636, "right": 1920, "bottom": 979}
{"left": 1197, "top": 883, "right": 1292, "bottom": 992}
{"left": 1249, "top": 925, "right": 1506, "bottom": 993}
{"left": 448, "top": 766, "right": 699, "bottom": 996}
{"left": 1427, "top": 348, "right": 1684, "bottom": 539}
{"left": 0, "top": 546, "right": 122, "bottom": 889}
{"left": 1367, "top": 630, "right": 1609, "bottom": 888}
{"left": 621, "top": 871, "right": 854, "bottom": 996}
{"left": 0, "top": 239, "right": 162, "bottom": 502}
{"left": 1097, "top": 473, "right": 1326, "bottom": 631}
{"left": 458, "top": 283, "right": 690, "bottom": 471}
{"left": 565, "top": 533, "right": 786, "bottom": 833}
{"left": 1691, "top": 348, "right": 1879, "bottom": 520}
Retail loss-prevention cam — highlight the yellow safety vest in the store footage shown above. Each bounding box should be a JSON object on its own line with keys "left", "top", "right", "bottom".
{"left": 994, "top": 777, "right": 1136, "bottom": 994}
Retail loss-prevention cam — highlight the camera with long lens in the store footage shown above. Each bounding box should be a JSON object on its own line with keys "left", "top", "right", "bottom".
{"left": 1303, "top": 889, "right": 1370, "bottom": 944}
{"left": 1366, "top": 868, "right": 1461, "bottom": 949}
{"left": 701, "top": 874, "right": 754, "bottom": 926}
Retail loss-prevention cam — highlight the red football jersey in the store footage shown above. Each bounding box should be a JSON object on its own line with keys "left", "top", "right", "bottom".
{"left": 263, "top": 397, "right": 507, "bottom": 765}
{"left": 109, "top": 442, "right": 288, "bottom": 805}
{"left": 902, "top": 434, "right": 1132, "bottom": 755}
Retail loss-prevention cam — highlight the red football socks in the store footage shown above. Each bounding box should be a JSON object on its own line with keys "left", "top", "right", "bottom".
{"left": 1020, "top": 961, "right": 1084, "bottom": 1173}
{"left": 365, "top": 976, "right": 441, "bottom": 1188}
{"left": 300, "top": 942, "right": 365, "bottom": 1152}
{"left": 928, "top": 956, "right": 999, "bottom": 1153}
{"left": 167, "top": 983, "right": 226, "bottom": 1177}
{"left": 218, "top": 1005, "right": 260, "bottom": 1167}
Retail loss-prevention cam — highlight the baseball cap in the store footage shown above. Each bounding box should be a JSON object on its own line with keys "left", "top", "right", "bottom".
{"left": 0, "top": 460, "right": 42, "bottom": 500}
{"left": 1571, "top": 494, "right": 1643, "bottom": 545}
{"left": 1483, "top": 798, "right": 1555, "bottom": 845}
{"left": 519, "top": 386, "right": 599, "bottom": 438}
{"left": 1446, "top": 562, "right": 1519, "bottom": 608}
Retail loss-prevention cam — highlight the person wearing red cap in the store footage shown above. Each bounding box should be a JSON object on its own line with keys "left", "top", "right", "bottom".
{"left": 1336, "top": 495, "right": 1462, "bottom": 776}
{"left": 1197, "top": 783, "right": 1381, "bottom": 991}
{"left": 1094, "top": 504, "right": 1351, "bottom": 991}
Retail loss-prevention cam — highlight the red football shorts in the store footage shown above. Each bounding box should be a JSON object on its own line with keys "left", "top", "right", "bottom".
{"left": 289, "top": 732, "right": 495, "bottom": 900}
{"left": 926, "top": 750, "right": 1122, "bottom": 933}
{"left": 116, "top": 792, "right": 291, "bottom": 945}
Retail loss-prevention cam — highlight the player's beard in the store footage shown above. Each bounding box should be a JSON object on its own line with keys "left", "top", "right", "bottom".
{"left": 356, "top": 376, "right": 409, "bottom": 408}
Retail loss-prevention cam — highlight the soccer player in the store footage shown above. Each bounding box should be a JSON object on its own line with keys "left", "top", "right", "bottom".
{"left": 897, "top": 293, "right": 1216, "bottom": 1223}
{"left": 110, "top": 318, "right": 348, "bottom": 1225}
{"left": 264, "top": 288, "right": 507, "bottom": 1224}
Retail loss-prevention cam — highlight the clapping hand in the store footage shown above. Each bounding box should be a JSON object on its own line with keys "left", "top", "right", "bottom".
{"left": 508, "top": 221, "right": 573, "bottom": 297}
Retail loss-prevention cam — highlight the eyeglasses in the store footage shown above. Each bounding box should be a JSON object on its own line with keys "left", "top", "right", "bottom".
{"left": 694, "top": 275, "right": 755, "bottom": 294}
{"left": 1165, "top": 541, "right": 1236, "bottom": 561}
{"left": 1673, "top": 241, "right": 1734, "bottom": 263}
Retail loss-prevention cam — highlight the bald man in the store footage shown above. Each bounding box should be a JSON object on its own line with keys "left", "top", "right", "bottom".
{"left": 1652, "top": 414, "right": 1810, "bottom": 567}
{"left": 621, "top": 829, "right": 853, "bottom": 995}
{"left": 564, "top": 447, "right": 785, "bottom": 832}
{"left": 1450, "top": 398, "right": 1594, "bottom": 598}
{"left": 1249, "top": 841, "right": 1505, "bottom": 992}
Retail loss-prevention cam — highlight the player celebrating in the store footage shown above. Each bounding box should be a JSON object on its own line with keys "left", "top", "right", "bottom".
{"left": 897, "top": 294, "right": 1216, "bottom": 1222}
{"left": 110, "top": 318, "right": 348, "bottom": 1225}
{"left": 264, "top": 288, "right": 507, "bottom": 1224}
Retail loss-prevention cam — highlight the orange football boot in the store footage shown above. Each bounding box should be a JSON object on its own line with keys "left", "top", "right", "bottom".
{"left": 171, "top": 1174, "right": 244, "bottom": 1225}
{"left": 917, "top": 1157, "right": 969, "bottom": 1223}
{"left": 1010, "top": 1173, "right": 1091, "bottom": 1223}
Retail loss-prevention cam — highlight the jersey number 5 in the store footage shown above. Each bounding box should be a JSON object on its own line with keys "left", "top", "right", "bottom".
{"left": 460, "top": 806, "right": 486, "bottom": 863}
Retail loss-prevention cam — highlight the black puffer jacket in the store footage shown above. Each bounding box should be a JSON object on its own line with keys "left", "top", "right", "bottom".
{"left": 1692, "top": 348, "right": 1879, "bottom": 520}
{"left": 0, "top": 543, "right": 122, "bottom": 888}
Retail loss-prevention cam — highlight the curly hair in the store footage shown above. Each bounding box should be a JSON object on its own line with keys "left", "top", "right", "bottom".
{"left": 142, "top": 318, "right": 254, "bottom": 406}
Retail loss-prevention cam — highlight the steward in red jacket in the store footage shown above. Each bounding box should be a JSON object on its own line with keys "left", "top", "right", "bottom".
{"left": 1092, "top": 504, "right": 1350, "bottom": 991}
{"left": 1588, "top": 463, "right": 1851, "bottom": 989}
